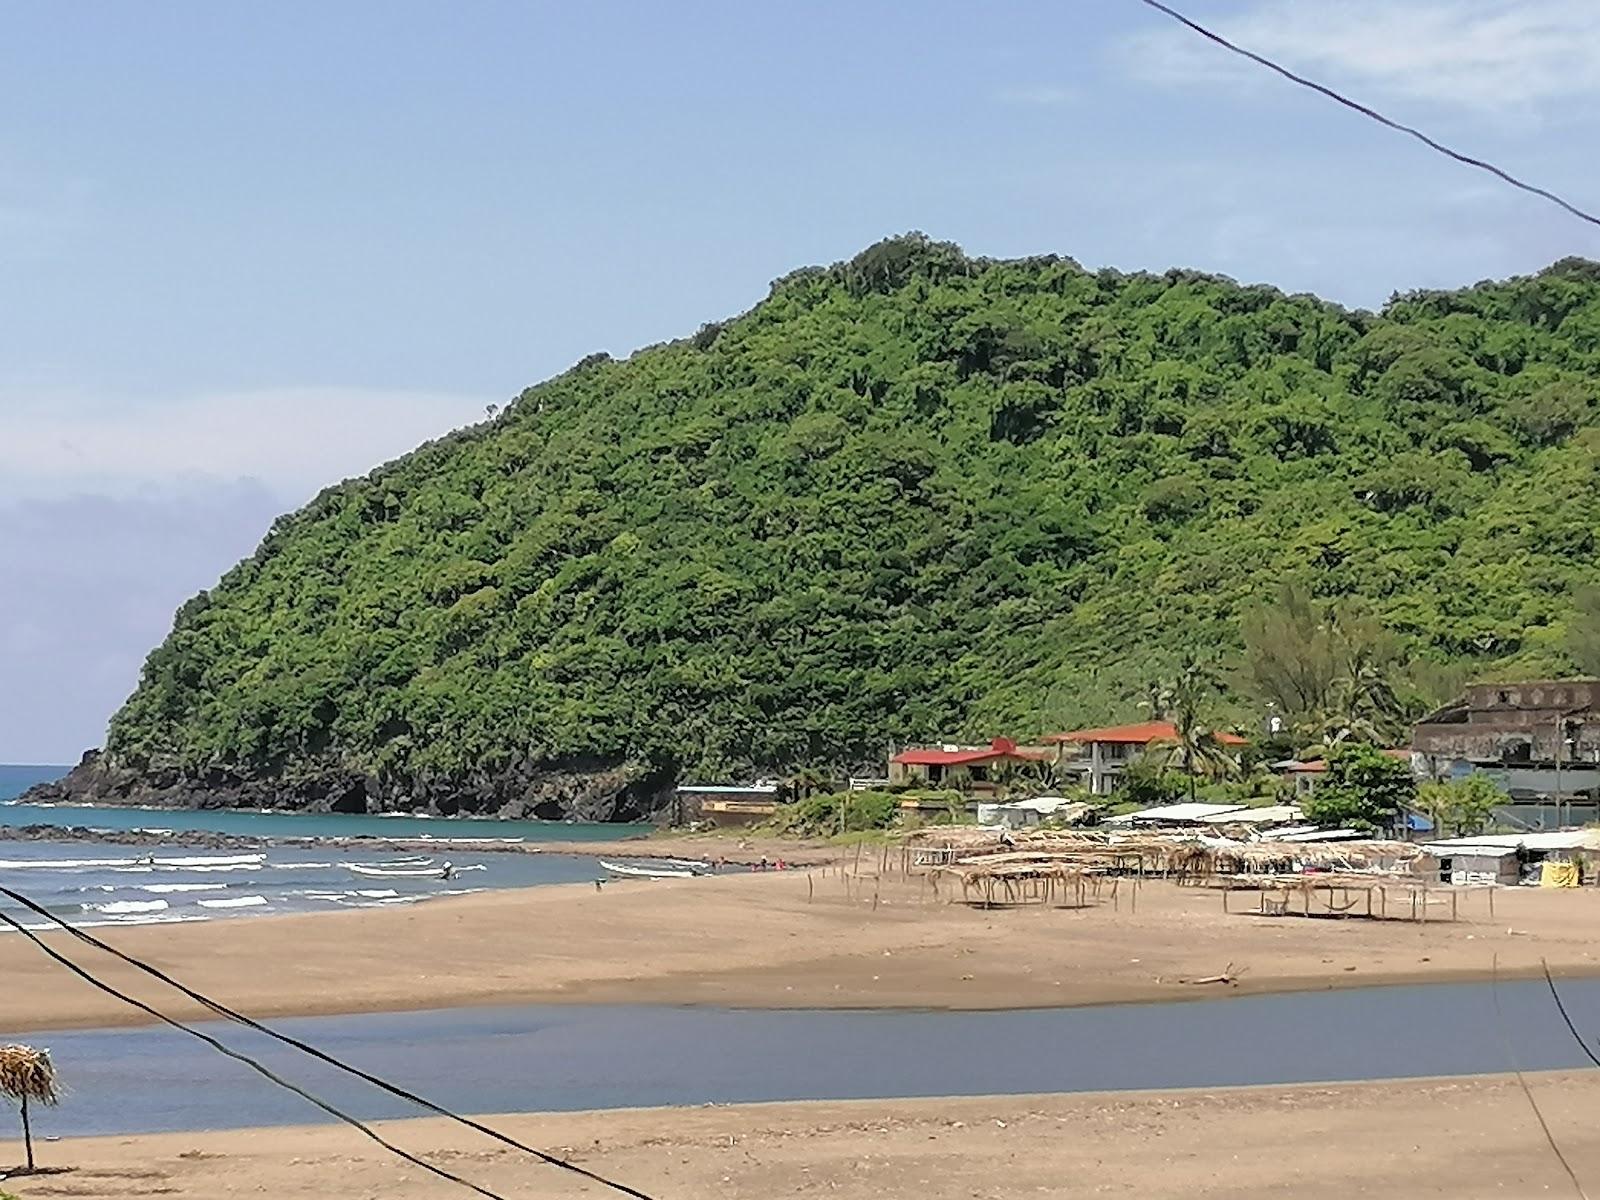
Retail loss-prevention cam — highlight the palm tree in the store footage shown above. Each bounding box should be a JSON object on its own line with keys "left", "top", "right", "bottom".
{"left": 0, "top": 1044, "right": 60, "bottom": 1174}
{"left": 786, "top": 765, "right": 834, "bottom": 803}
{"left": 1150, "top": 659, "right": 1239, "bottom": 801}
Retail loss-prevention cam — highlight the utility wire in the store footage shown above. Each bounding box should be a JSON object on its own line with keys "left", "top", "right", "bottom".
{"left": 0, "top": 907, "right": 510, "bottom": 1200}
{"left": 1542, "top": 959, "right": 1600, "bottom": 1071}
{"left": 1133, "top": 0, "right": 1600, "bottom": 231}
{"left": 1491, "top": 954, "right": 1589, "bottom": 1200}
{"left": 0, "top": 883, "right": 658, "bottom": 1200}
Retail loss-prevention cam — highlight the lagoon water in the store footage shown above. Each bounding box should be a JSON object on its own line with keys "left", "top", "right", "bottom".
{"left": 17, "top": 978, "right": 1600, "bottom": 1136}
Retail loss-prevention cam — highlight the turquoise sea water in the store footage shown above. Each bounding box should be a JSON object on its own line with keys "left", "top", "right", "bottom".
{"left": 0, "top": 800, "right": 649, "bottom": 842}
{"left": 0, "top": 763, "right": 651, "bottom": 927}
{"left": 0, "top": 763, "right": 70, "bottom": 800}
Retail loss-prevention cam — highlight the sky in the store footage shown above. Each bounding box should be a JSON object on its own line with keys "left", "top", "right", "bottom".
{"left": 3, "top": 0, "right": 1599, "bottom": 762}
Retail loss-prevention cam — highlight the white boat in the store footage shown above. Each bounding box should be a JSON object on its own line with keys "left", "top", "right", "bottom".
{"left": 657, "top": 858, "right": 713, "bottom": 874}
{"left": 346, "top": 862, "right": 472, "bottom": 880}
{"left": 600, "top": 859, "right": 697, "bottom": 880}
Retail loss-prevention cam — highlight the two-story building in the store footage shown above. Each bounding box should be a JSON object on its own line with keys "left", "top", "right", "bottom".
{"left": 1042, "top": 720, "right": 1249, "bottom": 796}
{"left": 888, "top": 737, "right": 1052, "bottom": 800}
{"left": 1412, "top": 680, "right": 1600, "bottom": 822}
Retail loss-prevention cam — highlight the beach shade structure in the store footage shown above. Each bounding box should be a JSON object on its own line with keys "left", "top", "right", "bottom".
{"left": 0, "top": 1044, "right": 60, "bottom": 1173}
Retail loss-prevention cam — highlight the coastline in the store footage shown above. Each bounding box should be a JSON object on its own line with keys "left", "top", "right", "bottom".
{"left": 0, "top": 819, "right": 840, "bottom": 865}
{"left": 5, "top": 868, "right": 1600, "bottom": 1034}
{"left": 11, "top": 1073, "right": 1600, "bottom": 1198}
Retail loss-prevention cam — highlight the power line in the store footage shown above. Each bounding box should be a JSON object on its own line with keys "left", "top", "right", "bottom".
{"left": 0, "top": 907, "right": 510, "bottom": 1200}
{"left": 0, "top": 883, "right": 659, "bottom": 1200}
{"left": 1491, "top": 955, "right": 1590, "bottom": 1200}
{"left": 1542, "top": 959, "right": 1600, "bottom": 1071}
{"left": 1133, "top": 0, "right": 1600, "bottom": 231}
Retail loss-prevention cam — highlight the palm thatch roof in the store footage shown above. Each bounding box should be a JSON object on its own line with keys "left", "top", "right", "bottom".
{"left": 0, "top": 1045, "right": 60, "bottom": 1106}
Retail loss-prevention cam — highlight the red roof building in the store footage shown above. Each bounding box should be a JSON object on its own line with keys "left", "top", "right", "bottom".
{"left": 888, "top": 737, "right": 1051, "bottom": 798}
{"left": 1043, "top": 721, "right": 1249, "bottom": 796}
{"left": 1043, "top": 721, "right": 1248, "bottom": 748}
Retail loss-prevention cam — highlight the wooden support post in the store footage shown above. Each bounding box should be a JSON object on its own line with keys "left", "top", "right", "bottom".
{"left": 808, "top": 875, "right": 815, "bottom": 903}
{"left": 21, "top": 1093, "right": 33, "bottom": 1173}
{"left": 1420, "top": 885, "right": 1427, "bottom": 924}
{"left": 1488, "top": 887, "right": 1495, "bottom": 920}
{"left": 1222, "top": 887, "right": 1229, "bottom": 914}
{"left": 1366, "top": 888, "right": 1373, "bottom": 918}
{"left": 1451, "top": 891, "right": 1458, "bottom": 922}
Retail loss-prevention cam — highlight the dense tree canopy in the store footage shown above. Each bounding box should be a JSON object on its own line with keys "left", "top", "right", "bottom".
{"left": 105, "top": 236, "right": 1600, "bottom": 802}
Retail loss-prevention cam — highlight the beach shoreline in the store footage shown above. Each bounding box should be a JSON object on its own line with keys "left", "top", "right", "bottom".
{"left": 5, "top": 868, "right": 1600, "bottom": 1034}
{"left": 10, "top": 1074, "right": 1600, "bottom": 1198}
{"left": 0, "top": 819, "right": 839, "bottom": 865}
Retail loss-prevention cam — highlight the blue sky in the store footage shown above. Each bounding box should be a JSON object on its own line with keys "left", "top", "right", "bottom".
{"left": 4, "top": 0, "right": 1599, "bottom": 761}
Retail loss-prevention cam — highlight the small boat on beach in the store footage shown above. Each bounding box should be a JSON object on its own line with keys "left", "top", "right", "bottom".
{"left": 599, "top": 859, "right": 698, "bottom": 880}
{"left": 346, "top": 861, "right": 484, "bottom": 880}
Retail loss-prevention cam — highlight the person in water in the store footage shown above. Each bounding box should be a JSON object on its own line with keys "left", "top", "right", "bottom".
{"left": 441, "top": 861, "right": 456, "bottom": 880}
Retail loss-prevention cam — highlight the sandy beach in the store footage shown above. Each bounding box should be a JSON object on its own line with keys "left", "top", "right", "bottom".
{"left": 4, "top": 866, "right": 1599, "bottom": 1033}
{"left": 9, "top": 1073, "right": 1600, "bottom": 1198}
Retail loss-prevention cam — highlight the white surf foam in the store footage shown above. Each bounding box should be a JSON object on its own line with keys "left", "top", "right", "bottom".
{"left": 197, "top": 895, "right": 268, "bottom": 909}
{"left": 86, "top": 899, "right": 170, "bottom": 915}
{"left": 140, "top": 883, "right": 228, "bottom": 894}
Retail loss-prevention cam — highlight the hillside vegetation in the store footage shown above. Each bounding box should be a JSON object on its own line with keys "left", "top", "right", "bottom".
{"left": 82, "top": 236, "right": 1600, "bottom": 817}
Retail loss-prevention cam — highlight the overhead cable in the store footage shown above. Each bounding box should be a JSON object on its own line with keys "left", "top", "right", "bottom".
{"left": 1134, "top": 0, "right": 1600, "bottom": 230}
{"left": 0, "top": 883, "right": 659, "bottom": 1200}
{"left": 0, "top": 906, "right": 511, "bottom": 1200}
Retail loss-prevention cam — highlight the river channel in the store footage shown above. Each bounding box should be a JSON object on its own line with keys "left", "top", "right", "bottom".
{"left": 12, "top": 977, "right": 1600, "bottom": 1136}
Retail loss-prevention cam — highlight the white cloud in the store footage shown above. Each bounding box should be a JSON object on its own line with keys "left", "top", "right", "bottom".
{"left": 1124, "top": 0, "right": 1600, "bottom": 109}
{"left": 0, "top": 387, "right": 495, "bottom": 503}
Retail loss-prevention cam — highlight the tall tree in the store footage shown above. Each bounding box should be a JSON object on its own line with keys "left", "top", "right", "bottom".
{"left": 1241, "top": 583, "right": 1341, "bottom": 729}
{"left": 1303, "top": 744, "right": 1416, "bottom": 833}
{"left": 1149, "top": 658, "right": 1239, "bottom": 801}
{"left": 1569, "top": 586, "right": 1600, "bottom": 676}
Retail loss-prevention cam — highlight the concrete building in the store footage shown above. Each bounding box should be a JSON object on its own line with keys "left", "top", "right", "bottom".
{"left": 1042, "top": 721, "right": 1248, "bottom": 796}
{"left": 1412, "top": 680, "right": 1600, "bottom": 823}
{"left": 674, "top": 783, "right": 780, "bottom": 827}
{"left": 888, "top": 737, "right": 1051, "bottom": 799}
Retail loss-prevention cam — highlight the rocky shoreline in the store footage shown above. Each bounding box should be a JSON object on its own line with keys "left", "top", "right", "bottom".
{"left": 24, "top": 749, "right": 672, "bottom": 823}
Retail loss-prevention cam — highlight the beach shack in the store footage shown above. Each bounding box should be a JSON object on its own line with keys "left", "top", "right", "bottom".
{"left": 976, "top": 797, "right": 1092, "bottom": 830}
{"left": 1422, "top": 831, "right": 1600, "bottom": 887}
{"left": 675, "top": 783, "right": 780, "bottom": 828}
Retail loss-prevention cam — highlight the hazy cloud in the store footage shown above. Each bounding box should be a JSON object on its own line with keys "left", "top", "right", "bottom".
{"left": 0, "top": 482, "right": 288, "bottom": 761}
{"left": 0, "top": 387, "right": 493, "bottom": 759}
{"left": 1124, "top": 0, "right": 1600, "bottom": 110}
{"left": 2, "top": 387, "right": 493, "bottom": 503}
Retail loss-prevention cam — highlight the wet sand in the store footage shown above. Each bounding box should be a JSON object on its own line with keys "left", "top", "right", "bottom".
{"left": 9, "top": 1073, "right": 1600, "bottom": 1199}
{"left": 4, "top": 868, "right": 1599, "bottom": 1033}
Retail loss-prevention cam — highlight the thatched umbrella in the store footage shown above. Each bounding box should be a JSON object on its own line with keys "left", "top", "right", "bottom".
{"left": 0, "top": 1044, "right": 60, "bottom": 1173}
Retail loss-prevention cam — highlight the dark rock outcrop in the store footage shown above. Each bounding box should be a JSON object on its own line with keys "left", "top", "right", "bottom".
{"left": 22, "top": 749, "right": 671, "bottom": 823}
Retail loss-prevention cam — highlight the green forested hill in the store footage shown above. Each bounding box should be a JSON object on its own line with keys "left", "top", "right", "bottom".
{"left": 76, "top": 236, "right": 1600, "bottom": 816}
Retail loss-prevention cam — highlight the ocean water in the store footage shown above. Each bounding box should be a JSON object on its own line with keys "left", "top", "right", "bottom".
{"left": 0, "top": 763, "right": 70, "bottom": 800}
{"left": 0, "top": 839, "right": 603, "bottom": 933}
{"left": 0, "top": 799, "right": 649, "bottom": 842}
